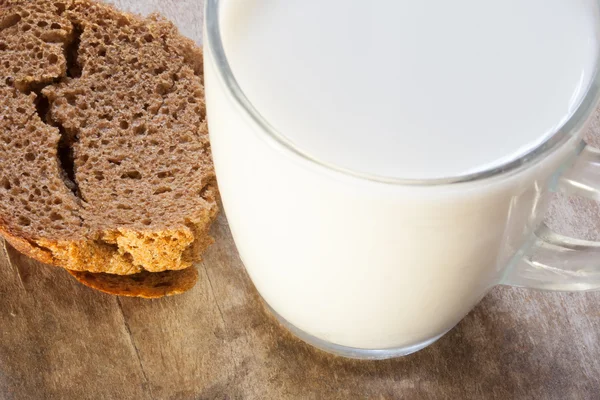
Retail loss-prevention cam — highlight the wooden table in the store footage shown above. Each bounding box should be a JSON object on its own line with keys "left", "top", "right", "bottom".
{"left": 2, "top": 1, "right": 600, "bottom": 398}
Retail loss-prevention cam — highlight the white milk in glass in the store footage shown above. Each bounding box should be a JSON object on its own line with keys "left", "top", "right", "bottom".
{"left": 205, "top": 0, "right": 600, "bottom": 349}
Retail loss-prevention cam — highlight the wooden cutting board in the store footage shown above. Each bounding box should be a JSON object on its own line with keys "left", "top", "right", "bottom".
{"left": 1, "top": 1, "right": 600, "bottom": 398}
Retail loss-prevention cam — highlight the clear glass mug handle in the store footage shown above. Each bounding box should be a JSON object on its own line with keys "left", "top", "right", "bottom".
{"left": 503, "top": 142, "right": 600, "bottom": 291}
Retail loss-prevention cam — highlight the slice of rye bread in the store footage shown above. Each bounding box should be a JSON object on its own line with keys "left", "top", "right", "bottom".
{"left": 0, "top": 0, "right": 218, "bottom": 295}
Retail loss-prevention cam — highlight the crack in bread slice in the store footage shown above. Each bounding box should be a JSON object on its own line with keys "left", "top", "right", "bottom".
{"left": 0, "top": 0, "right": 218, "bottom": 295}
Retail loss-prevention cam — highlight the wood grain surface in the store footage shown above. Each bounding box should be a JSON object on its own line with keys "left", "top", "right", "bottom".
{"left": 2, "top": 1, "right": 600, "bottom": 399}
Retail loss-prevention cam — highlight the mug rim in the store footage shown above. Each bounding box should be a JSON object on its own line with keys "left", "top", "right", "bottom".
{"left": 204, "top": 0, "right": 600, "bottom": 186}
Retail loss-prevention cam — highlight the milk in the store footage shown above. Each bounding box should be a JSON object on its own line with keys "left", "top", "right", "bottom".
{"left": 220, "top": 0, "right": 598, "bottom": 180}
{"left": 205, "top": 0, "right": 599, "bottom": 349}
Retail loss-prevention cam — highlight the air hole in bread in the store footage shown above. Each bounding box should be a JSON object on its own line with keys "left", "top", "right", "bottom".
{"left": 54, "top": 2, "right": 66, "bottom": 15}
{"left": 18, "top": 216, "right": 31, "bottom": 226}
{"left": 0, "top": 14, "right": 21, "bottom": 31}
{"left": 1, "top": 177, "right": 11, "bottom": 190}
{"left": 50, "top": 212, "right": 63, "bottom": 221}
{"left": 134, "top": 123, "right": 146, "bottom": 135}
{"left": 121, "top": 170, "right": 141, "bottom": 180}
{"left": 40, "top": 31, "right": 63, "bottom": 43}
{"left": 153, "top": 187, "right": 172, "bottom": 195}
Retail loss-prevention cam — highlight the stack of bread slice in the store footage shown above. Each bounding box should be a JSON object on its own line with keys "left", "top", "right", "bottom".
{"left": 0, "top": 0, "right": 218, "bottom": 297}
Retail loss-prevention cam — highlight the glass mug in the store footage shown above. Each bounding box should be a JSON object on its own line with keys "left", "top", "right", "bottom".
{"left": 203, "top": 0, "right": 600, "bottom": 359}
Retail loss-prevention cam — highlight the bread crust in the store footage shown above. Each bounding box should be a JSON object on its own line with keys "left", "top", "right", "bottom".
{"left": 0, "top": 222, "right": 57, "bottom": 266}
{"left": 0, "top": 185, "right": 218, "bottom": 275}
{"left": 68, "top": 267, "right": 199, "bottom": 298}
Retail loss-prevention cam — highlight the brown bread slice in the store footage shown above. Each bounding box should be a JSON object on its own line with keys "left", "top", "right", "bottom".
{"left": 0, "top": 0, "right": 218, "bottom": 295}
